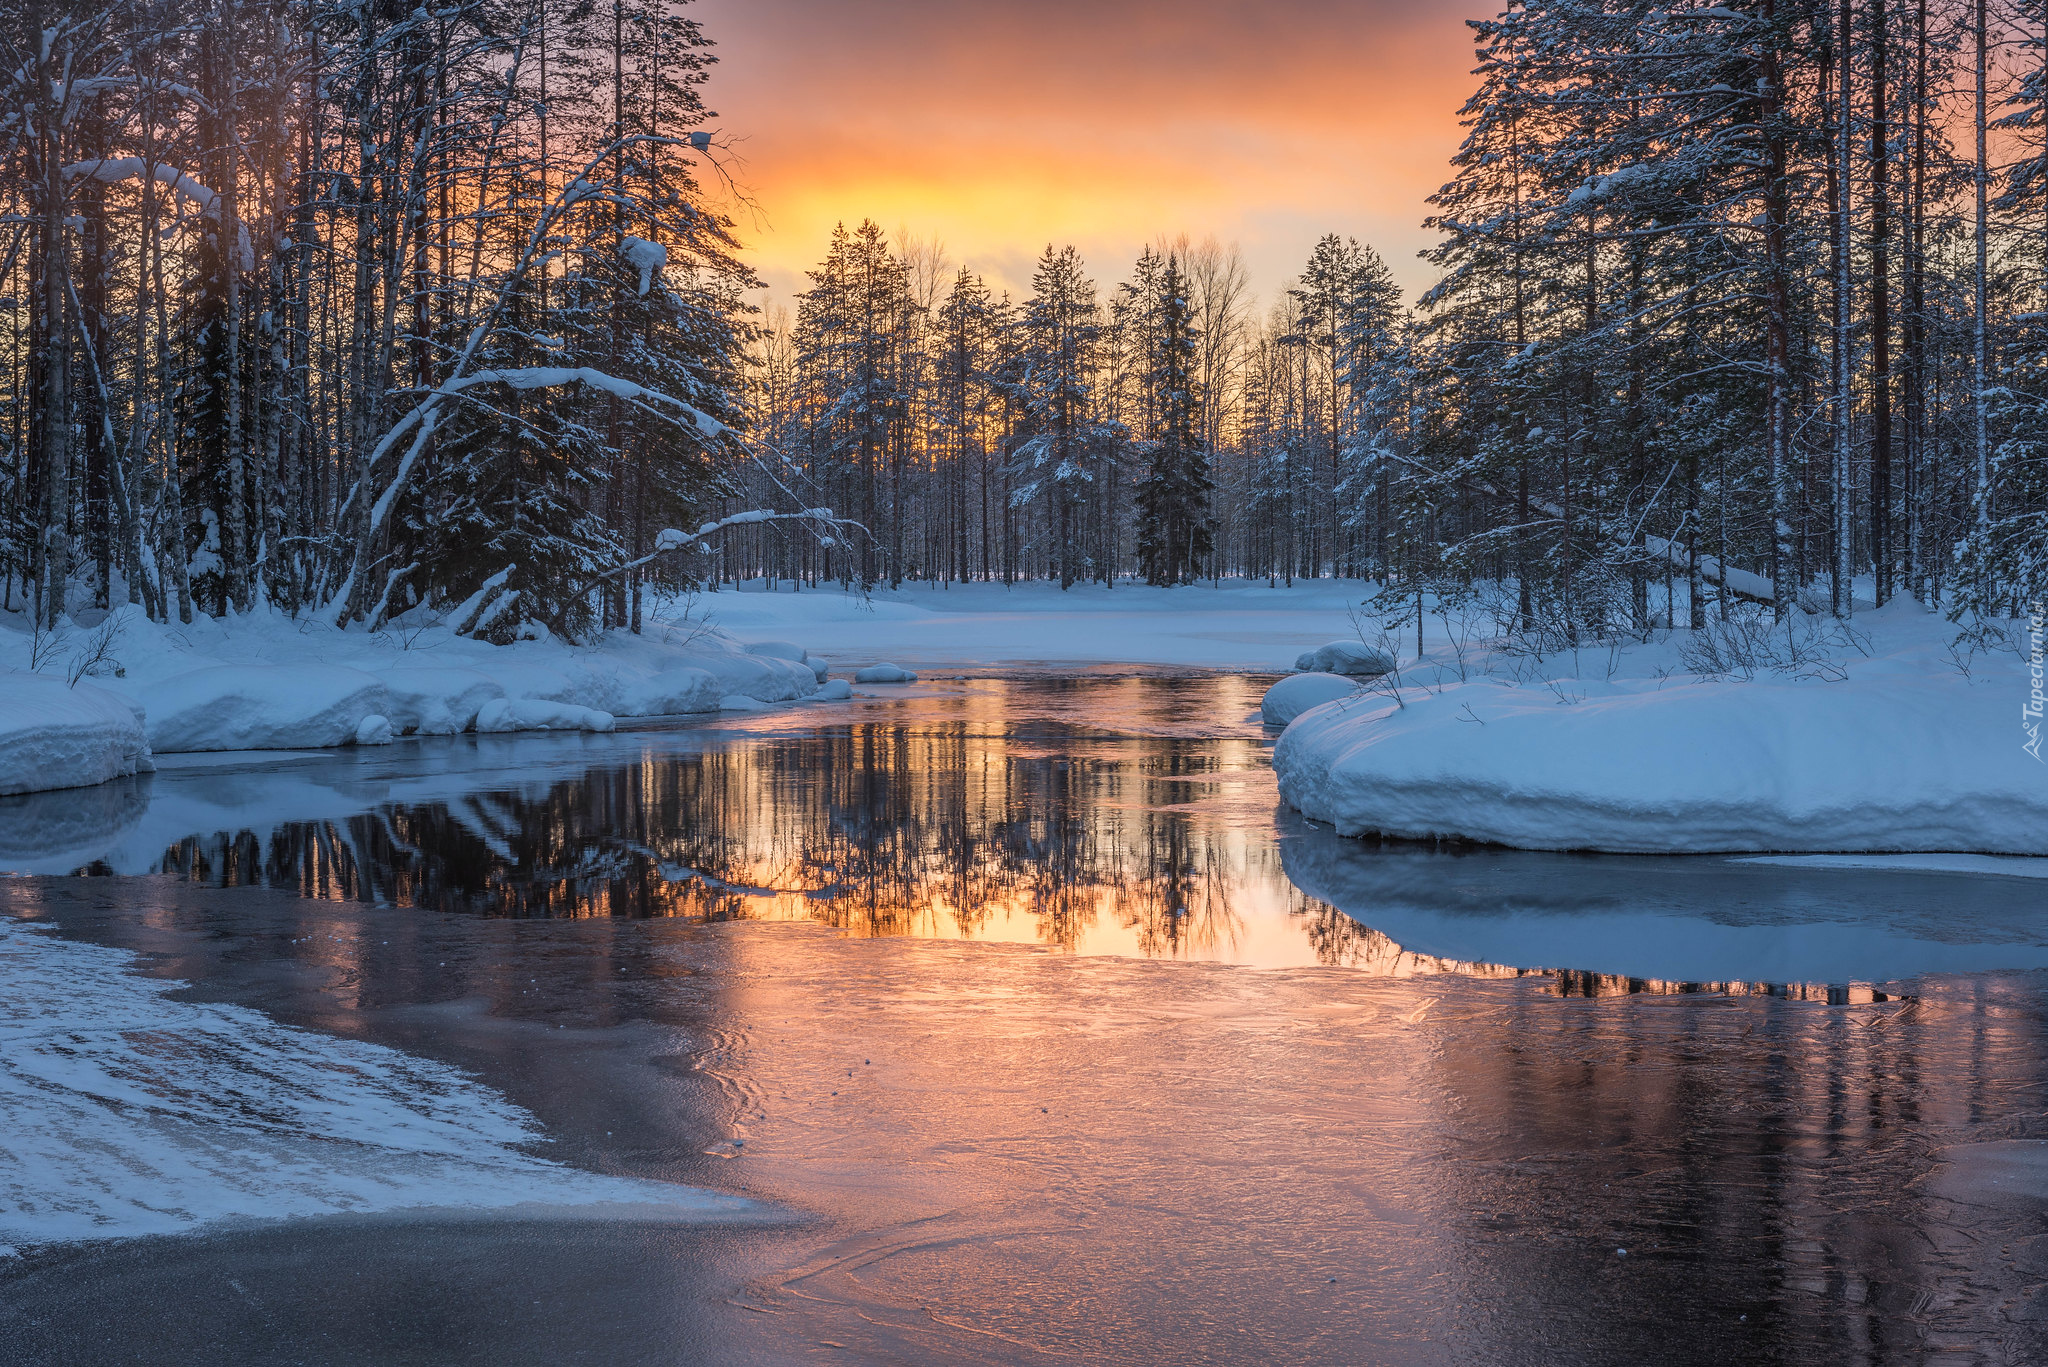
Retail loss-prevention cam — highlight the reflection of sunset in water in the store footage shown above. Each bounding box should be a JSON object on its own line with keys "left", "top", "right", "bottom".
{"left": 97, "top": 677, "right": 1980, "bottom": 1004}
{"left": 17, "top": 679, "right": 2048, "bottom": 1363}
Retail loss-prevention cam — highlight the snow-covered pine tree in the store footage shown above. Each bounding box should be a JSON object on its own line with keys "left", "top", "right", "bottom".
{"left": 1135, "top": 254, "right": 1211, "bottom": 585}
{"left": 1011, "top": 245, "right": 1109, "bottom": 590}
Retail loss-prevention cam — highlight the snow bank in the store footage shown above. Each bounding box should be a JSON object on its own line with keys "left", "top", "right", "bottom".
{"left": 475, "top": 699, "right": 614, "bottom": 734}
{"left": 699, "top": 577, "right": 1380, "bottom": 673}
{"left": 0, "top": 917, "right": 758, "bottom": 1245}
{"left": 1293, "top": 640, "right": 1393, "bottom": 676}
{"left": 611, "top": 666, "right": 721, "bottom": 718}
{"left": 718, "top": 694, "right": 766, "bottom": 712}
{"left": 1274, "top": 608, "right": 2048, "bottom": 855}
{"left": 0, "top": 596, "right": 838, "bottom": 791}
{"left": 855, "top": 663, "right": 918, "bottom": 684}
{"left": 1262, "top": 672, "right": 1359, "bottom": 726}
{"left": 0, "top": 675, "right": 152, "bottom": 797}
{"left": 378, "top": 667, "right": 505, "bottom": 735}
{"left": 815, "top": 679, "right": 853, "bottom": 701}
{"left": 139, "top": 665, "right": 394, "bottom": 753}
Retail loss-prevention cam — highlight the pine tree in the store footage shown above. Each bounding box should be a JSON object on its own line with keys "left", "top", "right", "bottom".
{"left": 1135, "top": 254, "right": 1211, "bottom": 585}
{"left": 1012, "top": 245, "right": 1108, "bottom": 589}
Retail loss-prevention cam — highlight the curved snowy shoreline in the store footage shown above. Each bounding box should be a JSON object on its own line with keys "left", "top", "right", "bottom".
{"left": 2, "top": 606, "right": 834, "bottom": 796}
{"left": 1272, "top": 617, "right": 2048, "bottom": 856}
{"left": 0, "top": 916, "right": 761, "bottom": 1247}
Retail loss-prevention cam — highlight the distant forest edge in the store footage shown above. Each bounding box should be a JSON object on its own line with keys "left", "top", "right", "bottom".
{"left": 5, "top": 0, "right": 2046, "bottom": 643}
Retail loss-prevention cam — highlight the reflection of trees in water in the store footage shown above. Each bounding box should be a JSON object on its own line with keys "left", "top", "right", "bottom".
{"left": 151, "top": 723, "right": 1273, "bottom": 956}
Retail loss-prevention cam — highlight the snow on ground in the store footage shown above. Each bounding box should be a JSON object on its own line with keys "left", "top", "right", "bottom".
{"left": 0, "top": 601, "right": 822, "bottom": 791}
{"left": 0, "top": 915, "right": 757, "bottom": 1247}
{"left": 0, "top": 675, "right": 153, "bottom": 797}
{"left": 1260, "top": 673, "right": 1361, "bottom": 726}
{"left": 0, "top": 577, "right": 1367, "bottom": 794}
{"left": 1274, "top": 598, "right": 2048, "bottom": 855}
{"left": 686, "top": 577, "right": 1376, "bottom": 673}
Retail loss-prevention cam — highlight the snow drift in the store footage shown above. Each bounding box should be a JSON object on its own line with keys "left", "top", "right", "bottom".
{"left": 1274, "top": 611, "right": 2048, "bottom": 855}
{"left": 1261, "top": 672, "right": 1358, "bottom": 726}
{"left": 140, "top": 665, "right": 394, "bottom": 752}
{"left": 474, "top": 699, "right": 614, "bottom": 734}
{"left": 0, "top": 602, "right": 831, "bottom": 795}
{"left": 378, "top": 667, "right": 507, "bottom": 735}
{"left": 0, "top": 675, "right": 152, "bottom": 797}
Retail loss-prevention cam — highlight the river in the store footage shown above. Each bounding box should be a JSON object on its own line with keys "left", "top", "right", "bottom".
{"left": 3, "top": 675, "right": 2045, "bottom": 1365}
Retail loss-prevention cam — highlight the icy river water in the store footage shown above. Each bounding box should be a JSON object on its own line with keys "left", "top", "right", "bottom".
{"left": 5, "top": 675, "right": 2048, "bottom": 1365}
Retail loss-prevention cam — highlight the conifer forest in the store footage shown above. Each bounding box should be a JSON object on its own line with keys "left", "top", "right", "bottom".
{"left": 7, "top": 0, "right": 2048, "bottom": 639}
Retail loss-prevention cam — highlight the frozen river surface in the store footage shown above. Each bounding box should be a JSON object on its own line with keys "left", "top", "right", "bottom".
{"left": 4, "top": 676, "right": 2047, "bottom": 1365}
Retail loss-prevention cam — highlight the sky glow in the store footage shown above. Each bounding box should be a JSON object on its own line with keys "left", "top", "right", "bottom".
{"left": 690, "top": 0, "right": 1496, "bottom": 307}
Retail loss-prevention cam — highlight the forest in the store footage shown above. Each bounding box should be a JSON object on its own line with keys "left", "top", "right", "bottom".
{"left": 5, "top": 0, "right": 2047, "bottom": 642}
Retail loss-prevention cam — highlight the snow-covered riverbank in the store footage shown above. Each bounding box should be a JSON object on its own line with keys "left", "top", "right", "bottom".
{"left": 1, "top": 577, "right": 1359, "bottom": 796}
{"left": 0, "top": 601, "right": 827, "bottom": 795}
{"left": 683, "top": 576, "right": 1374, "bottom": 672}
{"left": 0, "top": 913, "right": 758, "bottom": 1248}
{"left": 1271, "top": 599, "right": 2048, "bottom": 855}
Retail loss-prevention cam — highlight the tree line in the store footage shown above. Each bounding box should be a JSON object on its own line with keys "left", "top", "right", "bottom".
{"left": 725, "top": 0, "right": 2048, "bottom": 633}
{"left": 8, "top": 0, "right": 2047, "bottom": 641}
{"left": 3, "top": 0, "right": 774, "bottom": 638}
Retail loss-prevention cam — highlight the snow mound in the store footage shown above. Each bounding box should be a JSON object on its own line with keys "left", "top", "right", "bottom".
{"left": 0, "top": 917, "right": 758, "bottom": 1245}
{"left": 474, "top": 699, "right": 614, "bottom": 734}
{"left": 1294, "top": 641, "right": 1394, "bottom": 676}
{"left": 139, "top": 666, "right": 392, "bottom": 754}
{"left": 1261, "top": 672, "right": 1360, "bottom": 726}
{"left": 815, "top": 679, "right": 853, "bottom": 701}
{"left": 689, "top": 649, "right": 818, "bottom": 702}
{"left": 744, "top": 640, "right": 807, "bottom": 662}
{"left": 809, "top": 657, "right": 830, "bottom": 682}
{"left": 718, "top": 694, "right": 767, "bottom": 712}
{"left": 611, "top": 666, "right": 720, "bottom": 717}
{"left": 0, "top": 675, "right": 153, "bottom": 797}
{"left": 1274, "top": 672, "right": 2048, "bottom": 855}
{"left": 854, "top": 663, "right": 918, "bottom": 684}
{"left": 377, "top": 667, "right": 505, "bottom": 735}
{"left": 354, "top": 714, "right": 394, "bottom": 746}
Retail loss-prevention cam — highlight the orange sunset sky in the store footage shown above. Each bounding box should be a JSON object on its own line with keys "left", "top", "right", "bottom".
{"left": 689, "top": 0, "right": 1498, "bottom": 310}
